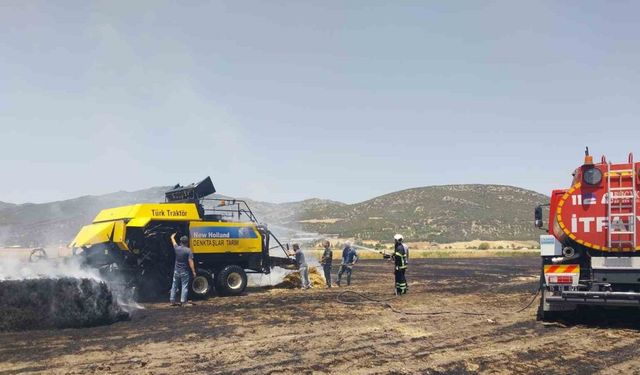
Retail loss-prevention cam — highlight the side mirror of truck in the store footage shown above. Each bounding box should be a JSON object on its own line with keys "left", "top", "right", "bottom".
{"left": 534, "top": 206, "right": 543, "bottom": 228}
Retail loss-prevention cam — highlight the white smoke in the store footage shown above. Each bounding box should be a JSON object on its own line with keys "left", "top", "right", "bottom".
{"left": 248, "top": 246, "right": 325, "bottom": 287}
{"left": 0, "top": 254, "right": 143, "bottom": 312}
{"left": 0, "top": 256, "right": 100, "bottom": 281}
{"left": 303, "top": 249, "right": 324, "bottom": 281}
{"left": 247, "top": 266, "right": 294, "bottom": 287}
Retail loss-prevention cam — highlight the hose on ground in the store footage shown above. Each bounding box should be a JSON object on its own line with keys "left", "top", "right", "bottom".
{"left": 336, "top": 290, "right": 487, "bottom": 316}
{"left": 513, "top": 288, "right": 541, "bottom": 313}
{"left": 336, "top": 287, "right": 541, "bottom": 316}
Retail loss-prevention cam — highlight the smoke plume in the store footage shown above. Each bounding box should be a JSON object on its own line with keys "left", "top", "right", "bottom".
{"left": 0, "top": 254, "right": 139, "bottom": 331}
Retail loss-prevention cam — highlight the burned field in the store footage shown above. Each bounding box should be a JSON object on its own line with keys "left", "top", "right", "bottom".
{"left": 2, "top": 257, "right": 640, "bottom": 374}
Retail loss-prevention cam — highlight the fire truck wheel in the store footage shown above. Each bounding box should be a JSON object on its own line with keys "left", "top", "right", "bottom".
{"left": 537, "top": 268, "right": 561, "bottom": 322}
{"left": 537, "top": 289, "right": 561, "bottom": 321}
{"left": 215, "top": 265, "right": 247, "bottom": 296}
{"left": 537, "top": 267, "right": 552, "bottom": 321}
{"left": 191, "top": 269, "right": 213, "bottom": 299}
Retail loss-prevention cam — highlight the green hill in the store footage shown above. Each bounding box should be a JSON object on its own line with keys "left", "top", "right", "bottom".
{"left": 258, "top": 185, "right": 549, "bottom": 243}
{"left": 0, "top": 184, "right": 548, "bottom": 247}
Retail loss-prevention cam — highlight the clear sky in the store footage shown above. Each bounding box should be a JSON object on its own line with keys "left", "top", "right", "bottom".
{"left": 2, "top": 1, "right": 640, "bottom": 204}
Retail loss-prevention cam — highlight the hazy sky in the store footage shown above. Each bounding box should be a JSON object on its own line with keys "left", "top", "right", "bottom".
{"left": 2, "top": 1, "right": 640, "bottom": 204}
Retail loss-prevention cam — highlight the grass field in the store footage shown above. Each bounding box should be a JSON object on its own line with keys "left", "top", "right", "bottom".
{"left": 302, "top": 238, "right": 539, "bottom": 260}
{"left": 308, "top": 248, "right": 538, "bottom": 260}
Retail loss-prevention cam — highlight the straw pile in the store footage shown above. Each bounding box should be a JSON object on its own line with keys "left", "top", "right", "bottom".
{"left": 0, "top": 278, "right": 129, "bottom": 332}
{"left": 276, "top": 267, "right": 326, "bottom": 289}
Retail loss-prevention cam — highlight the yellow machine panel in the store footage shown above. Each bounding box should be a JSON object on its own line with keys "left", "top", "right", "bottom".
{"left": 70, "top": 220, "right": 128, "bottom": 250}
{"left": 93, "top": 203, "right": 202, "bottom": 223}
{"left": 127, "top": 217, "right": 152, "bottom": 228}
{"left": 189, "top": 221, "right": 263, "bottom": 254}
{"left": 112, "top": 221, "right": 128, "bottom": 250}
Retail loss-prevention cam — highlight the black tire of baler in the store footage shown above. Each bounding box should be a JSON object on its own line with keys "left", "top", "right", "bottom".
{"left": 215, "top": 265, "right": 247, "bottom": 296}
{"left": 190, "top": 269, "right": 213, "bottom": 299}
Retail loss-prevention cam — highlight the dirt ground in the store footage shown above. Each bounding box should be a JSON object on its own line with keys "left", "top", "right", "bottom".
{"left": 2, "top": 257, "right": 640, "bottom": 374}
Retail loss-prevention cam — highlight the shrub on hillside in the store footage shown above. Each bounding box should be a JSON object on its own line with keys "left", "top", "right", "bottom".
{"left": 478, "top": 242, "right": 491, "bottom": 250}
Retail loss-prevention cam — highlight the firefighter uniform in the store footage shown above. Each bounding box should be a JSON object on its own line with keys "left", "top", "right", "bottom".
{"left": 393, "top": 240, "right": 408, "bottom": 295}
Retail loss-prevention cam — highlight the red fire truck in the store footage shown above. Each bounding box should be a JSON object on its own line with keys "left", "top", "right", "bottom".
{"left": 535, "top": 148, "right": 640, "bottom": 320}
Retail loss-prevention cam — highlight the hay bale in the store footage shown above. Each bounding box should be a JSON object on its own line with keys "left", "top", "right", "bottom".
{"left": 0, "top": 278, "right": 129, "bottom": 332}
{"left": 276, "top": 267, "right": 325, "bottom": 289}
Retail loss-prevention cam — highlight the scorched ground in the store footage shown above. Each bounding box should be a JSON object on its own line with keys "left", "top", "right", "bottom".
{"left": 2, "top": 258, "right": 640, "bottom": 374}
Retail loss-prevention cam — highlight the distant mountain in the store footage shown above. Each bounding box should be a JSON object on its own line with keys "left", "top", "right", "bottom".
{"left": 246, "top": 198, "right": 347, "bottom": 224}
{"left": 0, "top": 184, "right": 548, "bottom": 247}
{"left": 0, "top": 201, "right": 16, "bottom": 212}
{"left": 0, "top": 188, "right": 168, "bottom": 247}
{"left": 262, "top": 185, "right": 549, "bottom": 243}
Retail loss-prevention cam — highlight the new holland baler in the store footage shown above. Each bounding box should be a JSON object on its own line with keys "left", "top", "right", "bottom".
{"left": 70, "top": 177, "right": 294, "bottom": 298}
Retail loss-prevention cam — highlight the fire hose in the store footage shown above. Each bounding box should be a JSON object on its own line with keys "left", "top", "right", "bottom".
{"left": 336, "top": 287, "right": 541, "bottom": 316}
{"left": 337, "top": 245, "right": 541, "bottom": 315}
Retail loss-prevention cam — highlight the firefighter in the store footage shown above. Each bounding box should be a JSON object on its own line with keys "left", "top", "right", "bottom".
{"left": 392, "top": 234, "right": 409, "bottom": 295}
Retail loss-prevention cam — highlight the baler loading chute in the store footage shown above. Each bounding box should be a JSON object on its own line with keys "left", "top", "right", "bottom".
{"left": 165, "top": 176, "right": 216, "bottom": 203}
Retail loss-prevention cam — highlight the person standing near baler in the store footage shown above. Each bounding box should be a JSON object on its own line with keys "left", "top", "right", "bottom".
{"left": 293, "top": 244, "right": 311, "bottom": 289}
{"left": 321, "top": 240, "right": 333, "bottom": 288}
{"left": 169, "top": 233, "right": 197, "bottom": 306}
{"left": 336, "top": 241, "right": 358, "bottom": 287}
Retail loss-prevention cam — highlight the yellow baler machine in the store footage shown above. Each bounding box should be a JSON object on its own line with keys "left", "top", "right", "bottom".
{"left": 70, "top": 177, "right": 294, "bottom": 298}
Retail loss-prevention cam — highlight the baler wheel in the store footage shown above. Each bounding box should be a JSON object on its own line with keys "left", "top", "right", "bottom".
{"left": 215, "top": 265, "right": 247, "bottom": 296}
{"left": 191, "top": 269, "right": 213, "bottom": 299}
{"left": 29, "top": 248, "right": 48, "bottom": 263}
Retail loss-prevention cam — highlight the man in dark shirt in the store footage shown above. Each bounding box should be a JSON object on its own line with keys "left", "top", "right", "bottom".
{"left": 170, "top": 233, "right": 197, "bottom": 306}
{"left": 336, "top": 241, "right": 358, "bottom": 287}
{"left": 320, "top": 240, "right": 333, "bottom": 288}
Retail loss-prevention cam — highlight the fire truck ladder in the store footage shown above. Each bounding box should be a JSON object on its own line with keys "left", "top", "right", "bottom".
{"left": 607, "top": 154, "right": 637, "bottom": 250}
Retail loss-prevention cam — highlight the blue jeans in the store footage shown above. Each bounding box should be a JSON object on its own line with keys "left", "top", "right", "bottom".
{"left": 337, "top": 265, "right": 352, "bottom": 285}
{"left": 300, "top": 266, "right": 311, "bottom": 288}
{"left": 170, "top": 270, "right": 190, "bottom": 303}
